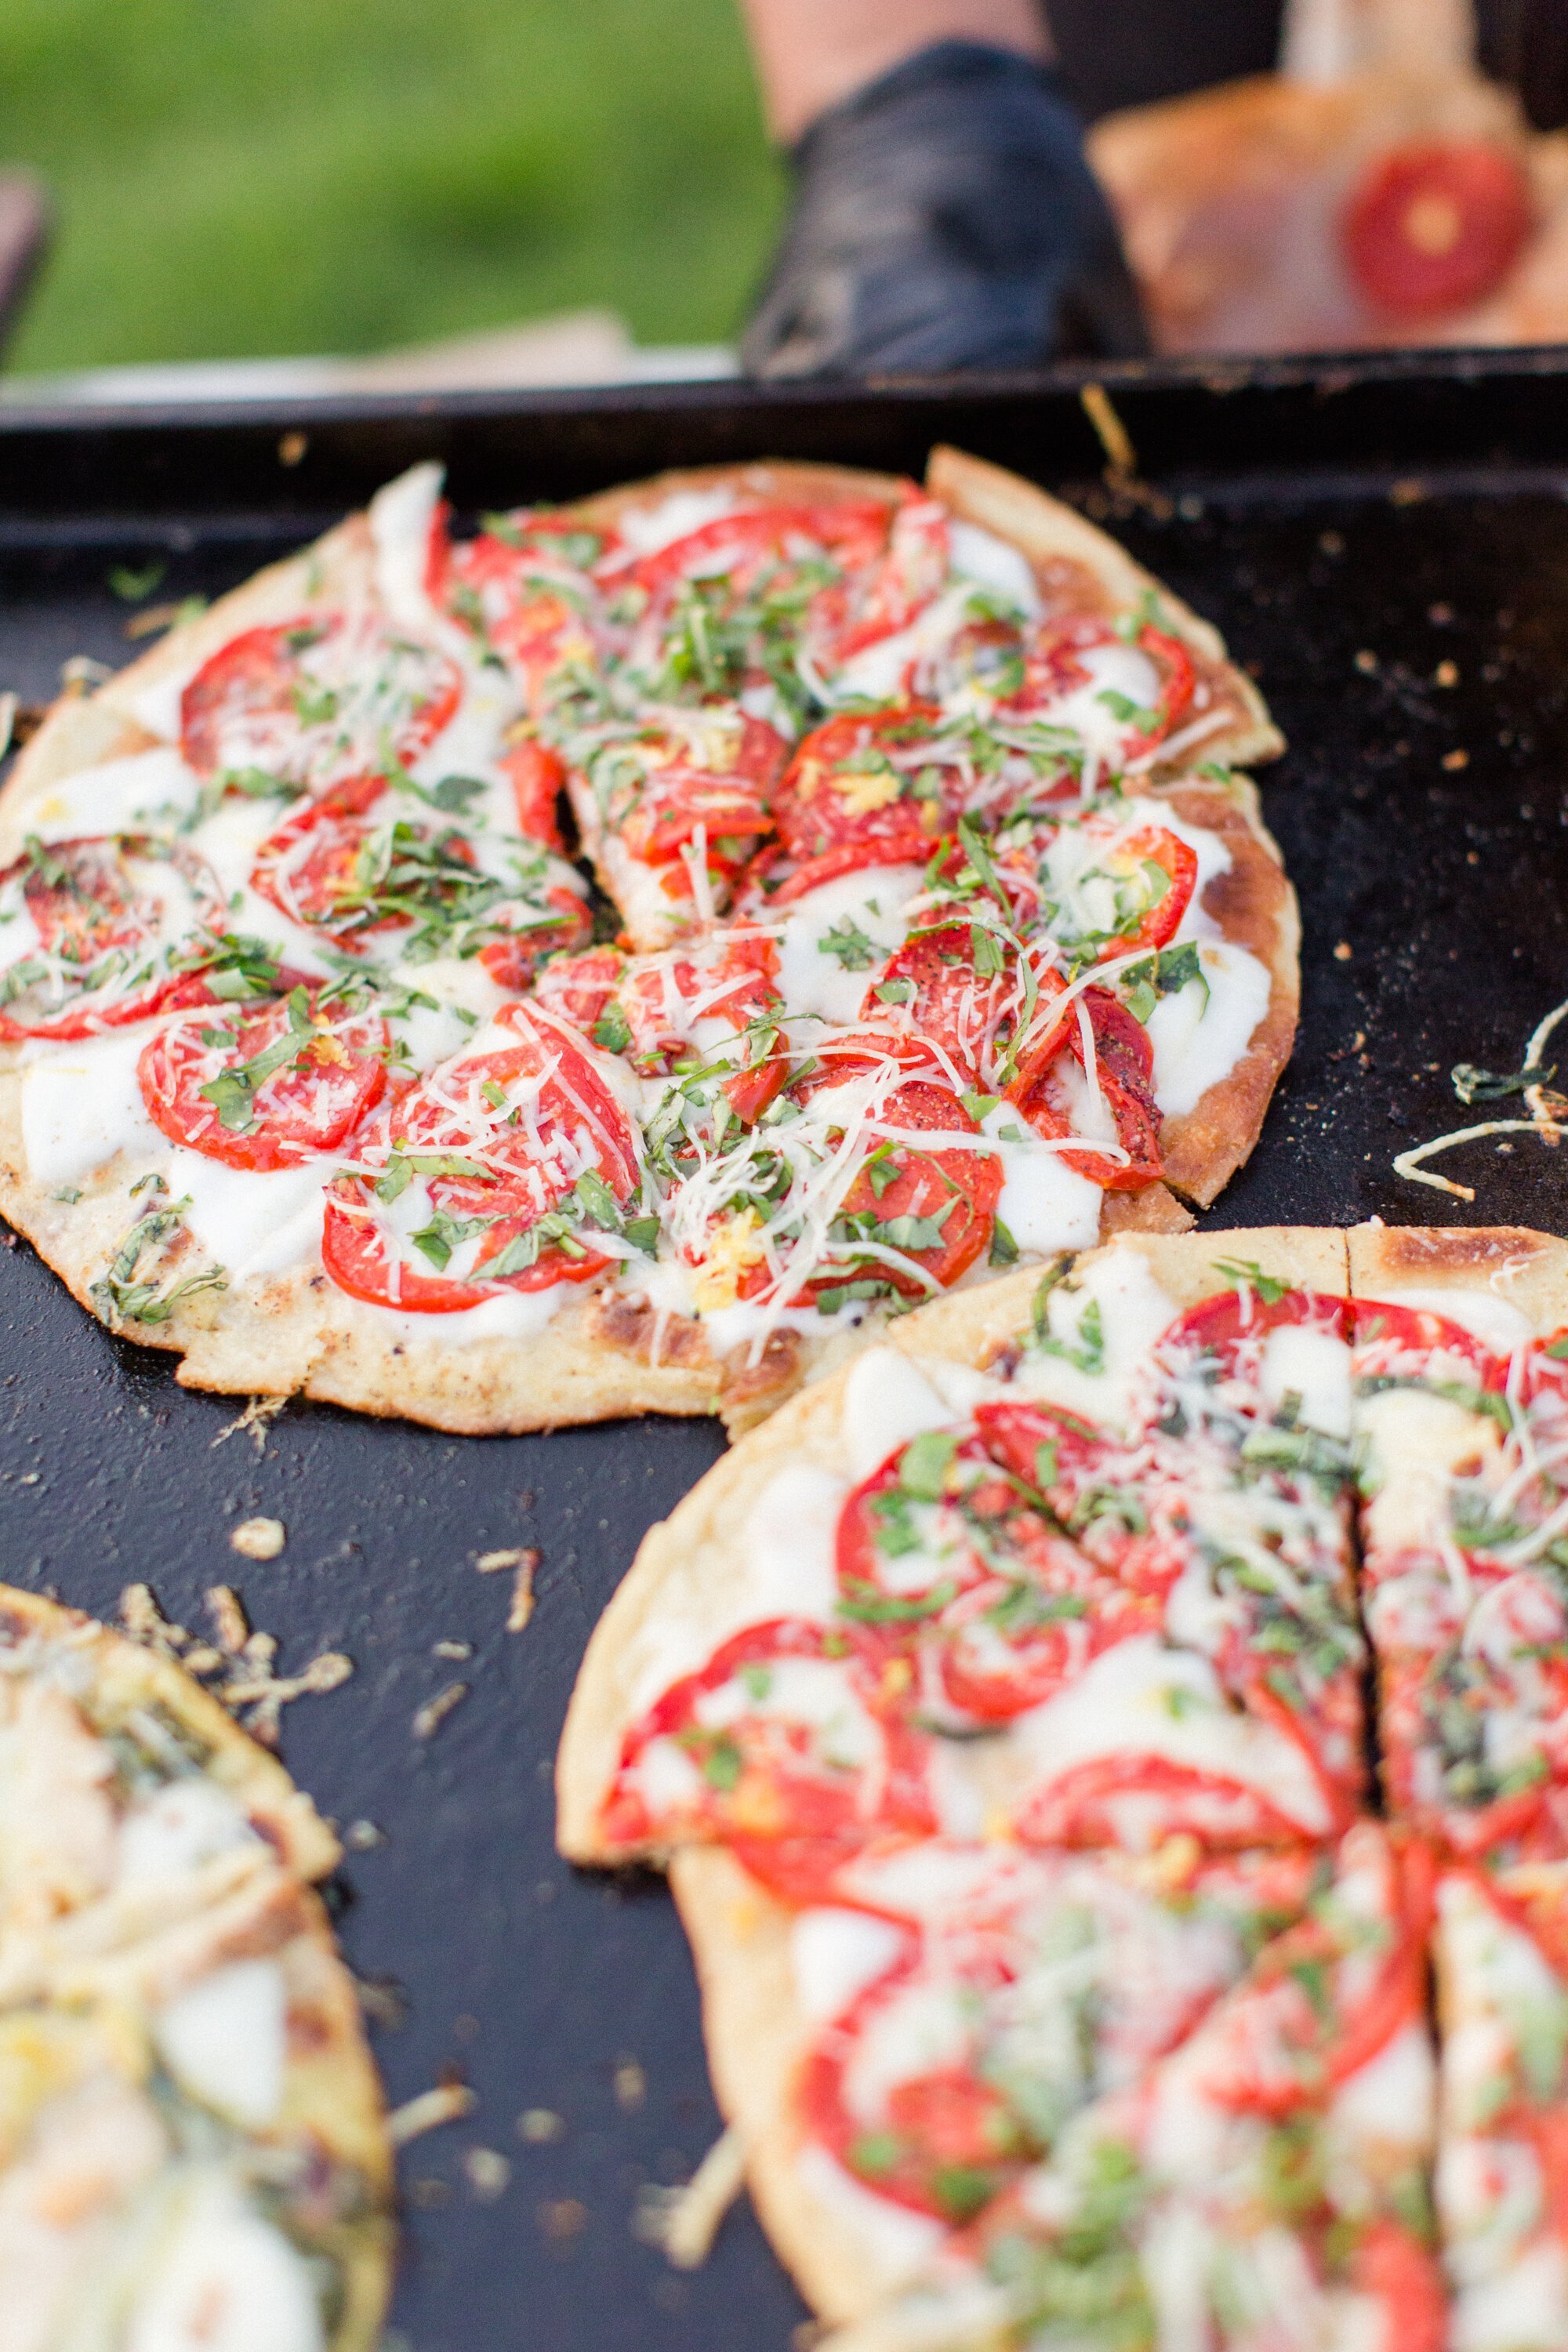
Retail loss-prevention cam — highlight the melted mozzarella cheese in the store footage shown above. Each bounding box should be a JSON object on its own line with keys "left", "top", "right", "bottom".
{"left": 20, "top": 748, "right": 203, "bottom": 842}
{"left": 170, "top": 1150, "right": 332, "bottom": 1280}
{"left": 790, "top": 1908, "right": 906, "bottom": 2024}
{"left": 1359, "top": 1388, "right": 1501, "bottom": 1556}
{"left": 1014, "top": 1250, "right": 1178, "bottom": 1429}
{"left": 1260, "top": 1323, "right": 1352, "bottom": 1439}
{"left": 117, "top": 1780, "right": 256, "bottom": 1883}
{"left": 20, "top": 1028, "right": 166, "bottom": 1185}
{"left": 183, "top": 797, "right": 337, "bottom": 980}
{"left": 831, "top": 585, "right": 976, "bottom": 704}
{"left": 624, "top": 1459, "right": 847, "bottom": 1715}
{"left": 368, "top": 461, "right": 447, "bottom": 638}
{"left": 983, "top": 1109, "right": 1104, "bottom": 1254}
{"left": 344, "top": 1283, "right": 571, "bottom": 1348}
{"left": 155, "top": 1959, "right": 286, "bottom": 2129}
{"left": 1007, "top": 1635, "right": 1333, "bottom": 1839}
{"left": 1146, "top": 940, "right": 1271, "bottom": 1118}
{"left": 774, "top": 866, "right": 927, "bottom": 1025}
{"left": 842, "top": 1348, "right": 950, "bottom": 1482}
{"left": 1449, "top": 2238, "right": 1568, "bottom": 2352}
{"left": 124, "top": 2179, "right": 325, "bottom": 2352}
{"left": 946, "top": 522, "right": 1041, "bottom": 618}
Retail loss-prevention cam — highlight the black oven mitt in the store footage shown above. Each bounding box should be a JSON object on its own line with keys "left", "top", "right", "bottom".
{"left": 740, "top": 40, "right": 1148, "bottom": 377}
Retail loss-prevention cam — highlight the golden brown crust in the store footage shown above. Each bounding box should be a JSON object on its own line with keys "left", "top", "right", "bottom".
{"left": 670, "top": 1846, "right": 930, "bottom": 2325}
{"left": 1347, "top": 1221, "right": 1568, "bottom": 1331}
{"left": 924, "top": 446, "right": 1284, "bottom": 769}
{"left": 1152, "top": 776, "right": 1301, "bottom": 1207}
{"left": 566, "top": 459, "right": 914, "bottom": 535}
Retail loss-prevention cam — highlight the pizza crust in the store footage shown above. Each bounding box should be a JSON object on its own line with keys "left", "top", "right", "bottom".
{"left": 1347, "top": 1221, "right": 1568, "bottom": 1330}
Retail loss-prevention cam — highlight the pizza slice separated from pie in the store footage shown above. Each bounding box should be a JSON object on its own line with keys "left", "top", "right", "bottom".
{"left": 1348, "top": 1224, "right": 1568, "bottom": 1866}
{"left": 0, "top": 1585, "right": 394, "bottom": 2350}
{"left": 0, "top": 451, "right": 1297, "bottom": 1436}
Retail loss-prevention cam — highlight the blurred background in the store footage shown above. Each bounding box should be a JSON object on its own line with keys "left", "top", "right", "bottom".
{"left": 2, "top": 0, "right": 1567, "bottom": 394}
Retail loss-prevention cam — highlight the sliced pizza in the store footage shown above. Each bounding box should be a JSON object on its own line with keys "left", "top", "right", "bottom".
{"left": 0, "top": 1584, "right": 393, "bottom": 2350}
{"left": 824, "top": 1821, "right": 1440, "bottom": 2352}
{"left": 1432, "top": 1857, "right": 1568, "bottom": 2351}
{"left": 1348, "top": 1224, "right": 1568, "bottom": 1862}
{"left": 0, "top": 452, "right": 1295, "bottom": 1437}
{"left": 667, "top": 1835, "right": 1331, "bottom": 2325}
{"left": 557, "top": 1229, "right": 1363, "bottom": 1878}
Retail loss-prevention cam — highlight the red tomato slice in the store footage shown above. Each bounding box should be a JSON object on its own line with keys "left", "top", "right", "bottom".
{"left": 0, "top": 836, "right": 227, "bottom": 1041}
{"left": 501, "top": 739, "right": 569, "bottom": 850}
{"left": 1015, "top": 1750, "right": 1329, "bottom": 1850}
{"left": 1004, "top": 619, "right": 1195, "bottom": 760}
{"left": 321, "top": 1007, "right": 641, "bottom": 1312}
{"left": 437, "top": 515, "right": 610, "bottom": 717}
{"left": 529, "top": 946, "right": 626, "bottom": 1037}
{"left": 1349, "top": 2222, "right": 1446, "bottom": 2352}
{"left": 773, "top": 705, "right": 950, "bottom": 867}
{"left": 619, "top": 932, "right": 786, "bottom": 1123}
{"left": 768, "top": 1069, "right": 1001, "bottom": 1305}
{"left": 139, "top": 993, "right": 389, "bottom": 1172}
{"left": 598, "top": 1619, "right": 936, "bottom": 1860}
{"left": 1350, "top": 1298, "right": 1507, "bottom": 1391}
{"left": 598, "top": 713, "right": 786, "bottom": 875}
{"left": 802, "top": 1954, "right": 1025, "bottom": 2220}
{"left": 180, "top": 618, "right": 460, "bottom": 788}
{"left": 764, "top": 836, "right": 943, "bottom": 908}
{"left": 1005, "top": 982, "right": 1163, "bottom": 1191}
{"left": 863, "top": 921, "right": 1017, "bottom": 1087}
{"left": 1098, "top": 825, "right": 1199, "bottom": 955}
{"left": 622, "top": 498, "right": 895, "bottom": 597}
{"left": 474, "top": 884, "right": 593, "bottom": 993}
{"left": 1344, "top": 140, "right": 1533, "bottom": 321}
{"left": 249, "top": 782, "right": 479, "bottom": 946}
{"left": 826, "top": 495, "right": 951, "bottom": 665}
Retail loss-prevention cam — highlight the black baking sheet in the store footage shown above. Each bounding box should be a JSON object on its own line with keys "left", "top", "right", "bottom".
{"left": 2, "top": 354, "right": 1567, "bottom": 2352}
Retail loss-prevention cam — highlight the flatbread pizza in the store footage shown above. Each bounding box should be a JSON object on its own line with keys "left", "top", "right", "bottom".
{"left": 558, "top": 1221, "right": 1568, "bottom": 2348}
{"left": 0, "top": 451, "right": 1294, "bottom": 1436}
{"left": 0, "top": 1583, "right": 394, "bottom": 2350}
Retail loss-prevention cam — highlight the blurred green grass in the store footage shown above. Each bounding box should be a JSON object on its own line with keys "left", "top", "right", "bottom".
{"left": 0, "top": 0, "right": 781, "bottom": 372}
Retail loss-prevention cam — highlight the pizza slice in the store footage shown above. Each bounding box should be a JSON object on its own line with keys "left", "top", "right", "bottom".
{"left": 1348, "top": 1223, "right": 1568, "bottom": 1861}
{"left": 822, "top": 1821, "right": 1441, "bottom": 2352}
{"left": 557, "top": 1228, "right": 1363, "bottom": 1880}
{"left": 666, "top": 1835, "right": 1330, "bottom": 2327}
{"left": 0, "top": 1585, "right": 392, "bottom": 2350}
{"left": 1432, "top": 1857, "right": 1568, "bottom": 2350}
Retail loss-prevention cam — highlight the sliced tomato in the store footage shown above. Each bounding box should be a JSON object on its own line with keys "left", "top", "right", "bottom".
{"left": 598, "top": 1618, "right": 936, "bottom": 1860}
{"left": 619, "top": 931, "right": 786, "bottom": 1122}
{"left": 600, "top": 712, "right": 786, "bottom": 875}
{"left": 826, "top": 495, "right": 951, "bottom": 666}
{"left": 802, "top": 1955, "right": 1025, "bottom": 2221}
{"left": 0, "top": 835, "right": 227, "bottom": 1040}
{"left": 773, "top": 705, "right": 950, "bottom": 867}
{"left": 529, "top": 946, "right": 626, "bottom": 1037}
{"left": 1344, "top": 141, "right": 1532, "bottom": 321}
{"left": 1350, "top": 1298, "right": 1507, "bottom": 1391}
{"left": 1097, "top": 825, "right": 1199, "bottom": 955}
{"left": 1014, "top": 1750, "right": 1328, "bottom": 1851}
{"left": 438, "top": 514, "right": 609, "bottom": 717}
{"left": 1004, "top": 619, "right": 1195, "bottom": 761}
{"left": 768, "top": 1068, "right": 1001, "bottom": 1306}
{"left": 764, "top": 836, "right": 944, "bottom": 908}
{"left": 321, "top": 1007, "right": 641, "bottom": 1311}
{"left": 863, "top": 921, "right": 1017, "bottom": 1087}
{"left": 1005, "top": 982, "right": 1163, "bottom": 1191}
{"left": 138, "top": 993, "right": 389, "bottom": 1172}
{"left": 180, "top": 617, "right": 460, "bottom": 788}
{"left": 249, "top": 782, "right": 485, "bottom": 946}
{"left": 622, "top": 497, "right": 895, "bottom": 597}
{"left": 1348, "top": 2221, "right": 1446, "bottom": 2352}
{"left": 474, "top": 884, "right": 593, "bottom": 993}
{"left": 501, "top": 739, "right": 569, "bottom": 850}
